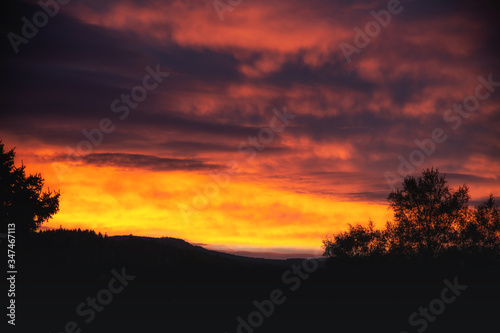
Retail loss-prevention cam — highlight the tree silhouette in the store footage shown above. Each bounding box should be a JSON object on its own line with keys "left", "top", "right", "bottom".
{"left": 386, "top": 168, "right": 469, "bottom": 255}
{"left": 0, "top": 141, "right": 60, "bottom": 234}
{"left": 323, "top": 168, "right": 498, "bottom": 261}
{"left": 322, "top": 221, "right": 385, "bottom": 259}
{"left": 460, "top": 194, "right": 500, "bottom": 249}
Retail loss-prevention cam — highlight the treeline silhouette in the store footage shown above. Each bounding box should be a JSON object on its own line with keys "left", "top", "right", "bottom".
{"left": 28, "top": 227, "right": 300, "bottom": 268}
{"left": 323, "top": 168, "right": 500, "bottom": 264}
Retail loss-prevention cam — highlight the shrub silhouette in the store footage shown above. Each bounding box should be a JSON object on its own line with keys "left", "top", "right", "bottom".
{"left": 323, "top": 168, "right": 499, "bottom": 261}
{"left": 322, "top": 221, "right": 385, "bottom": 260}
{"left": 0, "top": 141, "right": 60, "bottom": 234}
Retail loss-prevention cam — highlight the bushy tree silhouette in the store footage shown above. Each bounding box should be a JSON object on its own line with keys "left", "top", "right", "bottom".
{"left": 322, "top": 221, "right": 385, "bottom": 259}
{"left": 460, "top": 194, "right": 500, "bottom": 249}
{"left": 323, "top": 168, "right": 499, "bottom": 261}
{"left": 386, "top": 168, "right": 469, "bottom": 255}
{"left": 0, "top": 141, "right": 60, "bottom": 233}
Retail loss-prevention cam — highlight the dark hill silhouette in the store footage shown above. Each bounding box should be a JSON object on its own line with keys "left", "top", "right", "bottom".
{"left": 108, "top": 234, "right": 310, "bottom": 266}
{"left": 13, "top": 228, "right": 500, "bottom": 333}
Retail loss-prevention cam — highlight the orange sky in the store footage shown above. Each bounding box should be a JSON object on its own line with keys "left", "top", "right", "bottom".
{"left": 1, "top": 0, "right": 500, "bottom": 258}
{"left": 9, "top": 145, "right": 394, "bottom": 256}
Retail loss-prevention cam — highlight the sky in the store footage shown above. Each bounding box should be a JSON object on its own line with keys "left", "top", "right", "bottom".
{"left": 1, "top": 0, "right": 500, "bottom": 258}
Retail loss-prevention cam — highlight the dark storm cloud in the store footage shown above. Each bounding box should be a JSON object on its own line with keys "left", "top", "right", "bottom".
{"left": 263, "top": 57, "right": 376, "bottom": 92}
{"left": 57, "top": 152, "right": 221, "bottom": 171}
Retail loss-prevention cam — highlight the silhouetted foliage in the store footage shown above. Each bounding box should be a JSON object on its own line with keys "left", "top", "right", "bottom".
{"left": 460, "top": 194, "right": 500, "bottom": 250}
{"left": 0, "top": 141, "right": 60, "bottom": 233}
{"left": 386, "top": 168, "right": 470, "bottom": 255}
{"left": 323, "top": 168, "right": 499, "bottom": 262}
{"left": 322, "top": 221, "right": 385, "bottom": 260}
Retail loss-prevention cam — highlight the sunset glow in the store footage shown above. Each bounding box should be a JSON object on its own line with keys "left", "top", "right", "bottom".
{"left": 2, "top": 0, "right": 499, "bottom": 258}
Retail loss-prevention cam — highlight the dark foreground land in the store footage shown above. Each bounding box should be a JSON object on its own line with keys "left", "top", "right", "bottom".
{"left": 9, "top": 230, "right": 500, "bottom": 333}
